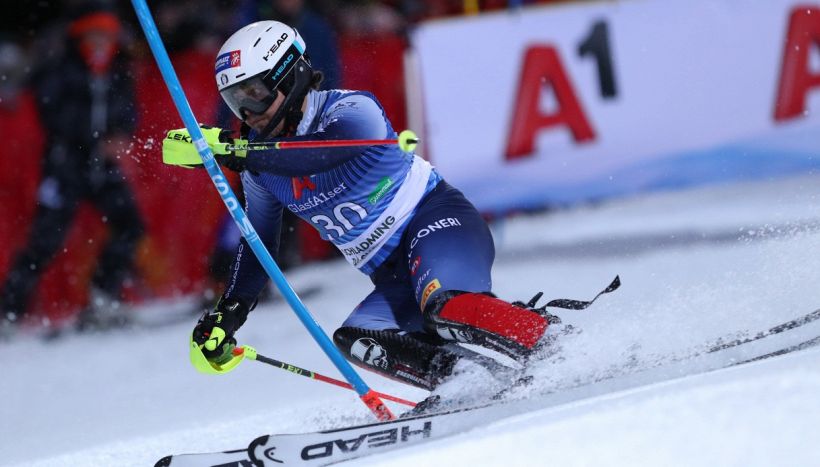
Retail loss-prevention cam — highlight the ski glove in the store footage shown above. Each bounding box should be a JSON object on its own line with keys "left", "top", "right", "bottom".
{"left": 162, "top": 125, "right": 248, "bottom": 172}
{"left": 192, "top": 297, "right": 252, "bottom": 364}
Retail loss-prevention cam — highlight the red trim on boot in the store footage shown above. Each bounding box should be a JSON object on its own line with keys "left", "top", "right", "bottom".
{"left": 439, "top": 293, "right": 548, "bottom": 349}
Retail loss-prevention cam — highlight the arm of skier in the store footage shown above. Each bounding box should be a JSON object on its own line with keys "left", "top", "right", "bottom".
{"left": 192, "top": 174, "right": 283, "bottom": 363}
{"left": 221, "top": 174, "right": 284, "bottom": 304}
{"left": 245, "top": 94, "right": 390, "bottom": 176}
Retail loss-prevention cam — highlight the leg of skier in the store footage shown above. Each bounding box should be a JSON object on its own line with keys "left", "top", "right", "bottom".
{"left": 333, "top": 181, "right": 549, "bottom": 390}
{"left": 333, "top": 279, "right": 516, "bottom": 391}
{"left": 406, "top": 181, "right": 549, "bottom": 360}
{"left": 333, "top": 281, "right": 454, "bottom": 391}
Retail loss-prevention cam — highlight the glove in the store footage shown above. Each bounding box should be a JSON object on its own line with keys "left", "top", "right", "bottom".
{"left": 162, "top": 125, "right": 248, "bottom": 171}
{"left": 192, "top": 297, "right": 252, "bottom": 365}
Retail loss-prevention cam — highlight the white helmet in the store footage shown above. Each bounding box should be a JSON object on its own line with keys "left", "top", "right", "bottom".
{"left": 215, "top": 21, "right": 314, "bottom": 136}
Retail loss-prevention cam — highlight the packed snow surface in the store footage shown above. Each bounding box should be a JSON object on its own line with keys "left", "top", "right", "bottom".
{"left": 4, "top": 174, "right": 820, "bottom": 466}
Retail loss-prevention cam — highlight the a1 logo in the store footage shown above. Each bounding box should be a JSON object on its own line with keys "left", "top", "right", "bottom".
{"left": 505, "top": 20, "right": 616, "bottom": 159}
{"left": 774, "top": 7, "right": 820, "bottom": 121}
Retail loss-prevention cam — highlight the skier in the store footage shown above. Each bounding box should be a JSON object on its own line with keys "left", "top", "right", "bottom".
{"left": 167, "top": 21, "right": 556, "bottom": 390}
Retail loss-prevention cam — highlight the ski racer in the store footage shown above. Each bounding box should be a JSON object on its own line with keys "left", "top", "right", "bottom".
{"left": 164, "top": 21, "right": 556, "bottom": 390}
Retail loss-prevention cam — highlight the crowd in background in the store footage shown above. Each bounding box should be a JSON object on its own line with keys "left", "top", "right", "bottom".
{"left": 0, "top": 0, "right": 565, "bottom": 329}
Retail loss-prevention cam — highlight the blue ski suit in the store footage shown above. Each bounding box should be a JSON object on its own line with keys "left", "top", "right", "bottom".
{"left": 223, "top": 89, "right": 495, "bottom": 333}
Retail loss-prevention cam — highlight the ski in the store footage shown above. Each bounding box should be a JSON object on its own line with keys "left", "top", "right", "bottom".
{"left": 734, "top": 333, "right": 820, "bottom": 365}
{"left": 153, "top": 401, "right": 503, "bottom": 467}
{"left": 155, "top": 307, "right": 820, "bottom": 466}
{"left": 246, "top": 402, "right": 503, "bottom": 466}
{"left": 705, "top": 308, "right": 820, "bottom": 353}
{"left": 181, "top": 324, "right": 820, "bottom": 467}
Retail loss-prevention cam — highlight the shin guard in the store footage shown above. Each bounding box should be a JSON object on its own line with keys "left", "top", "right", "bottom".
{"left": 424, "top": 291, "right": 548, "bottom": 360}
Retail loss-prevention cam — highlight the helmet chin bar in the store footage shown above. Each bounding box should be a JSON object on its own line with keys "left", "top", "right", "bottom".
{"left": 255, "top": 57, "right": 313, "bottom": 140}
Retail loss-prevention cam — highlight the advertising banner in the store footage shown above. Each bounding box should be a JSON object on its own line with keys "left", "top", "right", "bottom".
{"left": 408, "top": 0, "right": 820, "bottom": 213}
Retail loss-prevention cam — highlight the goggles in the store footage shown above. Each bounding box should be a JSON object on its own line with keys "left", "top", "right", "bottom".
{"left": 220, "top": 73, "right": 278, "bottom": 120}
{"left": 220, "top": 45, "right": 303, "bottom": 120}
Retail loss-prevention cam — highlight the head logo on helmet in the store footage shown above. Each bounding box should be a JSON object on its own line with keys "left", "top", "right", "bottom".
{"left": 263, "top": 33, "right": 289, "bottom": 61}
{"left": 271, "top": 53, "right": 294, "bottom": 82}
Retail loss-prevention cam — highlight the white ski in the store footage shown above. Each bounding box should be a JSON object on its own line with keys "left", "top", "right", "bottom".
{"left": 247, "top": 404, "right": 499, "bottom": 466}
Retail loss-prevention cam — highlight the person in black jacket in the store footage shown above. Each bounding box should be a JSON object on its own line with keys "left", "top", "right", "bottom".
{"left": 0, "top": 4, "right": 144, "bottom": 333}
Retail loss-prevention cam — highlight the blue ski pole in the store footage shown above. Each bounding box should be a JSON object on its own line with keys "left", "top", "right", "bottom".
{"left": 129, "top": 0, "right": 394, "bottom": 421}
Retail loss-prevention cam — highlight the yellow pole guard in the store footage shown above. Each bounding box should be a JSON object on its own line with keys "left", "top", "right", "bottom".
{"left": 190, "top": 334, "right": 246, "bottom": 375}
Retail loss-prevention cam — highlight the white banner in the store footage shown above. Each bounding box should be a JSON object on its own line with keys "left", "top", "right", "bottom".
{"left": 408, "top": 0, "right": 820, "bottom": 213}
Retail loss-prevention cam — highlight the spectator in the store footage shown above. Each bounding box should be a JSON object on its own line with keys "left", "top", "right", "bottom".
{"left": 0, "top": 40, "right": 46, "bottom": 329}
{"left": 0, "top": 2, "right": 144, "bottom": 333}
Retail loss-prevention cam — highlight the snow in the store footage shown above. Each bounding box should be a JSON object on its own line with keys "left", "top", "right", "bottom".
{"left": 4, "top": 174, "right": 820, "bottom": 467}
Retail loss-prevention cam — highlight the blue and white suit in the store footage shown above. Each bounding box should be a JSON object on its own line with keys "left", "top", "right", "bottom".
{"left": 223, "top": 89, "right": 495, "bottom": 333}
